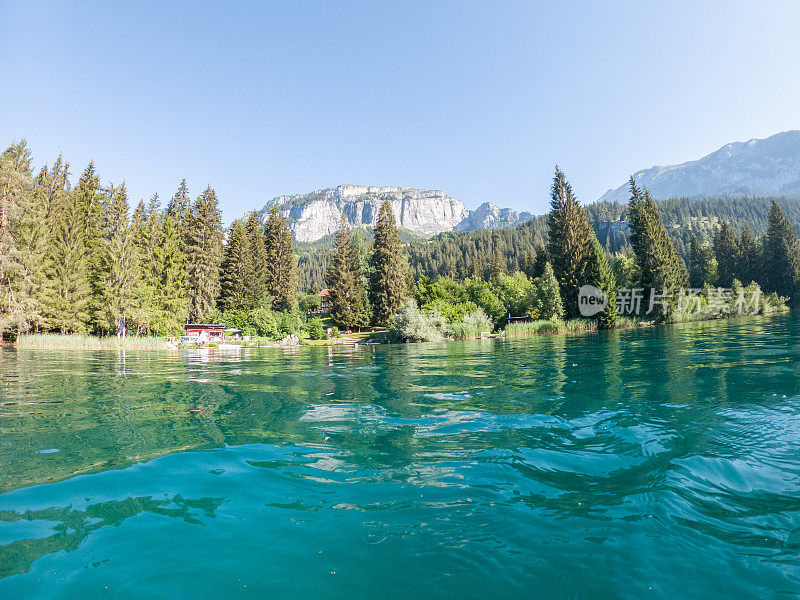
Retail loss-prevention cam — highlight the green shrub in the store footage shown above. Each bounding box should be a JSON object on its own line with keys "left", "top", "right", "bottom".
{"left": 306, "top": 317, "right": 326, "bottom": 340}
{"left": 390, "top": 300, "right": 447, "bottom": 342}
{"left": 276, "top": 311, "right": 303, "bottom": 334}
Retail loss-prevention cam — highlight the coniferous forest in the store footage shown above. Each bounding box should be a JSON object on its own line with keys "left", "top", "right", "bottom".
{"left": 1, "top": 140, "right": 797, "bottom": 343}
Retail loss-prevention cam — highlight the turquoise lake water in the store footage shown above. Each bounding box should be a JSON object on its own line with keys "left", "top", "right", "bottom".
{"left": 2, "top": 316, "right": 800, "bottom": 598}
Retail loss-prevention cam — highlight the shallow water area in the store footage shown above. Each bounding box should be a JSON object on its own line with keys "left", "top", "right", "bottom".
{"left": 1, "top": 315, "right": 800, "bottom": 598}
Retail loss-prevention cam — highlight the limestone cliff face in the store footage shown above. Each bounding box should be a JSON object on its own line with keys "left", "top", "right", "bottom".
{"left": 454, "top": 202, "right": 534, "bottom": 231}
{"left": 259, "top": 185, "right": 531, "bottom": 242}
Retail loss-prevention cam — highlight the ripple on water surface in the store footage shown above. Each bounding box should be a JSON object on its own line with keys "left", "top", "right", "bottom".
{"left": 1, "top": 316, "right": 800, "bottom": 599}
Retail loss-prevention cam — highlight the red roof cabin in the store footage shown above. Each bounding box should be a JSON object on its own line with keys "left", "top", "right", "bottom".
{"left": 184, "top": 324, "right": 226, "bottom": 341}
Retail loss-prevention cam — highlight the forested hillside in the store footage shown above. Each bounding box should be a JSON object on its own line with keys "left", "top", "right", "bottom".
{"left": 298, "top": 197, "right": 800, "bottom": 292}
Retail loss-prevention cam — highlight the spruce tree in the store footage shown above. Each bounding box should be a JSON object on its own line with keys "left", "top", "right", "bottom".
{"left": 219, "top": 218, "right": 248, "bottom": 312}
{"left": 153, "top": 213, "right": 189, "bottom": 334}
{"left": 264, "top": 208, "right": 298, "bottom": 311}
{"left": 536, "top": 262, "right": 564, "bottom": 320}
{"left": 627, "top": 178, "right": 688, "bottom": 320}
{"left": 131, "top": 200, "right": 188, "bottom": 335}
{"left": 99, "top": 184, "right": 138, "bottom": 335}
{"left": 327, "top": 214, "right": 368, "bottom": 330}
{"left": 0, "top": 140, "right": 39, "bottom": 335}
{"left": 244, "top": 211, "right": 268, "bottom": 309}
{"left": 130, "top": 196, "right": 167, "bottom": 334}
{"left": 713, "top": 221, "right": 741, "bottom": 287}
{"left": 369, "top": 200, "right": 410, "bottom": 325}
{"left": 73, "top": 162, "right": 107, "bottom": 331}
{"left": 531, "top": 243, "right": 549, "bottom": 278}
{"left": 738, "top": 226, "right": 762, "bottom": 286}
{"left": 167, "top": 178, "right": 191, "bottom": 252}
{"left": 585, "top": 235, "right": 617, "bottom": 328}
{"left": 350, "top": 227, "right": 373, "bottom": 317}
{"left": 546, "top": 167, "right": 594, "bottom": 317}
{"left": 689, "top": 235, "right": 717, "bottom": 288}
{"left": 45, "top": 168, "right": 92, "bottom": 334}
{"left": 764, "top": 200, "right": 800, "bottom": 300}
{"left": 185, "top": 186, "right": 224, "bottom": 321}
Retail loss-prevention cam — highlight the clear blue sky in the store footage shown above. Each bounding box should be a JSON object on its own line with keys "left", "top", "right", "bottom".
{"left": 2, "top": 1, "right": 799, "bottom": 223}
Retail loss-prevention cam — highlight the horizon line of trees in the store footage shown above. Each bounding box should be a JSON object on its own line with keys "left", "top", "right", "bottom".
{"left": 3, "top": 139, "right": 799, "bottom": 340}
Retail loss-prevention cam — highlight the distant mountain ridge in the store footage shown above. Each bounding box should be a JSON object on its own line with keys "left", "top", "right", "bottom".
{"left": 599, "top": 130, "right": 800, "bottom": 204}
{"left": 258, "top": 185, "right": 533, "bottom": 242}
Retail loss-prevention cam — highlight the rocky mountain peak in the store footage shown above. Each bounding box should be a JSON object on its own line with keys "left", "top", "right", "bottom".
{"left": 259, "top": 185, "right": 532, "bottom": 242}
{"left": 598, "top": 130, "right": 800, "bottom": 204}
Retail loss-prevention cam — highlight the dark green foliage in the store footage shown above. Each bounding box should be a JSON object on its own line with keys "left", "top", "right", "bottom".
{"left": 627, "top": 179, "right": 688, "bottom": 320}
{"left": 587, "top": 196, "right": 800, "bottom": 257}
{"left": 306, "top": 317, "right": 326, "bottom": 340}
{"left": 99, "top": 184, "right": 138, "bottom": 334}
{"left": 45, "top": 185, "right": 91, "bottom": 332}
{"left": 167, "top": 178, "right": 191, "bottom": 254}
{"left": 0, "top": 140, "right": 38, "bottom": 335}
{"left": 369, "top": 201, "right": 410, "bottom": 325}
{"left": 738, "top": 226, "right": 762, "bottom": 285}
{"left": 264, "top": 208, "right": 298, "bottom": 311}
{"left": 585, "top": 236, "right": 616, "bottom": 328}
{"left": 185, "top": 186, "right": 224, "bottom": 322}
{"left": 713, "top": 221, "right": 741, "bottom": 287}
{"left": 219, "top": 219, "right": 248, "bottom": 312}
{"left": 764, "top": 201, "right": 800, "bottom": 300}
{"left": 298, "top": 292, "right": 321, "bottom": 314}
{"left": 72, "top": 162, "right": 107, "bottom": 330}
{"left": 689, "top": 236, "right": 717, "bottom": 288}
{"left": 404, "top": 218, "right": 547, "bottom": 286}
{"left": 546, "top": 167, "right": 594, "bottom": 318}
{"left": 326, "top": 215, "right": 368, "bottom": 330}
{"left": 151, "top": 213, "right": 189, "bottom": 334}
{"left": 243, "top": 211, "right": 269, "bottom": 309}
{"left": 128, "top": 195, "right": 188, "bottom": 335}
{"left": 536, "top": 262, "right": 564, "bottom": 321}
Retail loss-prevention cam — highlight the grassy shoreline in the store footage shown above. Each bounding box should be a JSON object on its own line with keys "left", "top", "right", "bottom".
{"left": 8, "top": 307, "right": 790, "bottom": 350}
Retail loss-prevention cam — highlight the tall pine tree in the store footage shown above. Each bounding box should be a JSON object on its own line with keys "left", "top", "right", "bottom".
{"left": 244, "top": 211, "right": 269, "bottom": 309}
{"left": 72, "top": 162, "right": 107, "bottom": 331}
{"left": 536, "top": 262, "right": 564, "bottom": 321}
{"left": 185, "top": 186, "right": 224, "bottom": 321}
{"left": 264, "top": 208, "right": 298, "bottom": 311}
{"left": 99, "top": 184, "right": 139, "bottom": 335}
{"left": 167, "top": 178, "right": 191, "bottom": 252}
{"left": 219, "top": 218, "right": 248, "bottom": 312}
{"left": 585, "top": 235, "right": 617, "bottom": 328}
{"left": 546, "top": 167, "right": 594, "bottom": 318}
{"left": 738, "top": 226, "right": 762, "bottom": 286}
{"left": 153, "top": 212, "right": 189, "bottom": 334}
{"left": 764, "top": 200, "right": 800, "bottom": 300}
{"left": 627, "top": 178, "right": 688, "bottom": 320}
{"left": 369, "top": 201, "right": 409, "bottom": 325}
{"left": 713, "top": 221, "right": 741, "bottom": 287}
{"left": 0, "top": 140, "right": 39, "bottom": 336}
{"left": 327, "top": 214, "right": 368, "bottom": 330}
{"left": 45, "top": 160, "right": 93, "bottom": 333}
{"left": 689, "top": 235, "right": 717, "bottom": 288}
